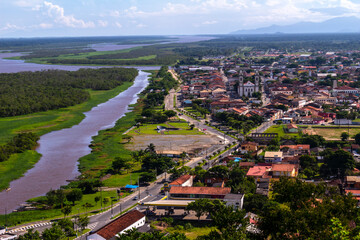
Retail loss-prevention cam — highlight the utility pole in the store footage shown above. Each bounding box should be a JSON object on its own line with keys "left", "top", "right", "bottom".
{"left": 138, "top": 177, "right": 141, "bottom": 201}
{"left": 100, "top": 188, "right": 103, "bottom": 211}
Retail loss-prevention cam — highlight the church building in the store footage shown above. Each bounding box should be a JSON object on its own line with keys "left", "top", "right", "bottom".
{"left": 237, "top": 71, "right": 260, "bottom": 97}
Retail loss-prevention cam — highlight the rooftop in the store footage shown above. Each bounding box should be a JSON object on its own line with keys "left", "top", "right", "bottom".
{"left": 93, "top": 210, "right": 145, "bottom": 240}
{"left": 169, "top": 175, "right": 193, "bottom": 186}
{"left": 169, "top": 186, "right": 231, "bottom": 195}
{"left": 271, "top": 164, "right": 296, "bottom": 172}
{"left": 247, "top": 166, "right": 272, "bottom": 177}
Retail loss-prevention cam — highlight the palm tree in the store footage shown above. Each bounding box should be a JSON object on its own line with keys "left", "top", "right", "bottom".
{"left": 146, "top": 143, "right": 156, "bottom": 153}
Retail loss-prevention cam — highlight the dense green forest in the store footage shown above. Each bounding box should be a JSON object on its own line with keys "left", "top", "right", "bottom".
{"left": 0, "top": 68, "right": 138, "bottom": 117}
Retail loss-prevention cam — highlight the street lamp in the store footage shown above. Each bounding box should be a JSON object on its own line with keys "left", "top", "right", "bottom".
{"left": 110, "top": 197, "right": 116, "bottom": 219}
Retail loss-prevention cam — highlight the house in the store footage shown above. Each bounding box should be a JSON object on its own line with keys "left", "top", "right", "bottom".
{"left": 87, "top": 210, "right": 146, "bottom": 240}
{"left": 264, "top": 151, "right": 283, "bottom": 163}
{"left": 280, "top": 145, "right": 310, "bottom": 156}
{"left": 169, "top": 186, "right": 231, "bottom": 200}
{"left": 271, "top": 164, "right": 298, "bottom": 178}
{"left": 345, "top": 176, "right": 360, "bottom": 189}
{"left": 239, "top": 141, "right": 259, "bottom": 154}
{"left": 224, "top": 193, "right": 244, "bottom": 209}
{"left": 246, "top": 165, "right": 272, "bottom": 180}
{"left": 169, "top": 175, "right": 193, "bottom": 188}
{"left": 345, "top": 190, "right": 360, "bottom": 201}
{"left": 286, "top": 124, "right": 298, "bottom": 133}
{"left": 239, "top": 162, "right": 256, "bottom": 169}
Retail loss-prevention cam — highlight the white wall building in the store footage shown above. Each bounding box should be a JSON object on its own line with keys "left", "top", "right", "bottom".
{"left": 87, "top": 210, "right": 146, "bottom": 240}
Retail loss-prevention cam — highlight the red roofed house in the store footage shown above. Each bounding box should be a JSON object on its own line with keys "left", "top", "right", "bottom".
{"left": 246, "top": 166, "right": 272, "bottom": 180}
{"left": 169, "top": 175, "right": 193, "bottom": 188}
{"left": 169, "top": 186, "right": 231, "bottom": 200}
{"left": 271, "top": 164, "right": 298, "bottom": 178}
{"left": 280, "top": 145, "right": 310, "bottom": 156}
{"left": 87, "top": 210, "right": 146, "bottom": 240}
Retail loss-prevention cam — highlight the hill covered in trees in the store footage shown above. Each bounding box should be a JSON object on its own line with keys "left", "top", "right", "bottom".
{"left": 0, "top": 68, "right": 138, "bottom": 117}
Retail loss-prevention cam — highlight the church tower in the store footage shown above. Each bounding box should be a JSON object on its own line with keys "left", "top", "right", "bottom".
{"left": 238, "top": 70, "right": 244, "bottom": 97}
{"left": 333, "top": 79, "right": 338, "bottom": 89}
{"left": 255, "top": 71, "right": 260, "bottom": 92}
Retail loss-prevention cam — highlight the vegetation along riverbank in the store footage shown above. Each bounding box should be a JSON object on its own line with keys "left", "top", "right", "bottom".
{"left": 0, "top": 68, "right": 138, "bottom": 192}
{"left": 0, "top": 66, "right": 181, "bottom": 226}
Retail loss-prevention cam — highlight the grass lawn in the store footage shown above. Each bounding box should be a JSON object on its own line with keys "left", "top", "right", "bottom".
{"left": 264, "top": 124, "right": 301, "bottom": 138}
{"left": 0, "top": 190, "right": 120, "bottom": 227}
{"left": 128, "top": 121, "right": 204, "bottom": 136}
{"left": 0, "top": 81, "right": 135, "bottom": 191}
{"left": 102, "top": 168, "right": 143, "bottom": 187}
{"left": 167, "top": 226, "right": 216, "bottom": 239}
{"left": 184, "top": 107, "right": 203, "bottom": 118}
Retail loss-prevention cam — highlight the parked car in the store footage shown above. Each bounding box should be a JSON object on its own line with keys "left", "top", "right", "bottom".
{"left": 132, "top": 196, "right": 138, "bottom": 201}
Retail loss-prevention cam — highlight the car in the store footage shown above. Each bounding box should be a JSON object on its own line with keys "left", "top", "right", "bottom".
{"left": 132, "top": 196, "right": 138, "bottom": 201}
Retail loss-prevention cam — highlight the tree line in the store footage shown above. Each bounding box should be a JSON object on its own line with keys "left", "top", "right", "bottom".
{"left": 136, "top": 66, "right": 179, "bottom": 124}
{"left": 0, "top": 68, "right": 138, "bottom": 117}
{"left": 0, "top": 132, "right": 39, "bottom": 162}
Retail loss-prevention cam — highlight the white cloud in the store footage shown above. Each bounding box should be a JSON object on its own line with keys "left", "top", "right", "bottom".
{"left": 115, "top": 22, "right": 122, "bottom": 28}
{"left": 202, "top": 20, "right": 218, "bottom": 25}
{"left": 98, "top": 20, "right": 108, "bottom": 27}
{"left": 42, "top": 1, "right": 95, "bottom": 28}
{"left": 0, "top": 23, "right": 24, "bottom": 31}
{"left": 13, "top": 0, "right": 43, "bottom": 7}
{"left": 38, "top": 23, "right": 53, "bottom": 29}
{"left": 136, "top": 23, "right": 146, "bottom": 28}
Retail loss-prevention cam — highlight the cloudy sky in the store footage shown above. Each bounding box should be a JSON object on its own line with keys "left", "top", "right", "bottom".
{"left": 0, "top": 0, "right": 360, "bottom": 37}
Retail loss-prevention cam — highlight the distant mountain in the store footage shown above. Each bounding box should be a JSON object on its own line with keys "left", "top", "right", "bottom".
{"left": 231, "top": 17, "right": 360, "bottom": 34}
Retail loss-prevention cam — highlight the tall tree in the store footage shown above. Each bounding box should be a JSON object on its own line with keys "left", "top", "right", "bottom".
{"left": 66, "top": 189, "right": 83, "bottom": 206}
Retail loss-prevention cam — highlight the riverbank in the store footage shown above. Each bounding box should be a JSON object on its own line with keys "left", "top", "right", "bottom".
{"left": 0, "top": 81, "right": 134, "bottom": 192}
{"left": 0, "top": 76, "right": 146, "bottom": 227}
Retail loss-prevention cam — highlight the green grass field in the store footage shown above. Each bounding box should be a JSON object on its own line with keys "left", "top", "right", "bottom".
{"left": 264, "top": 124, "right": 301, "bottom": 138}
{"left": 128, "top": 121, "right": 204, "bottom": 136}
{"left": 0, "top": 81, "right": 134, "bottom": 191}
{"left": 11, "top": 47, "right": 157, "bottom": 65}
{"left": 0, "top": 190, "right": 120, "bottom": 226}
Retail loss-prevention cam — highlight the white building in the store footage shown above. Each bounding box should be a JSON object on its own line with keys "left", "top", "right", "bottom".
{"left": 237, "top": 71, "right": 260, "bottom": 97}
{"left": 87, "top": 210, "right": 146, "bottom": 240}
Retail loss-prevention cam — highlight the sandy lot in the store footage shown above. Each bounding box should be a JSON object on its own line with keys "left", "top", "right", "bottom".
{"left": 125, "top": 134, "right": 222, "bottom": 155}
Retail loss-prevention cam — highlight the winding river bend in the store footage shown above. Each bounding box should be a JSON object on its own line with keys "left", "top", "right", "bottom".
{"left": 0, "top": 69, "right": 151, "bottom": 212}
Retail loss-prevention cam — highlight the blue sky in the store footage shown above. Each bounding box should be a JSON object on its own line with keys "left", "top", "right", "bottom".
{"left": 1, "top": 0, "right": 360, "bottom": 37}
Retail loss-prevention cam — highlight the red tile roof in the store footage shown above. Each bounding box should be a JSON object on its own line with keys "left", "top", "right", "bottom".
{"left": 95, "top": 210, "right": 145, "bottom": 239}
{"left": 271, "top": 164, "right": 296, "bottom": 172}
{"left": 169, "top": 186, "right": 231, "bottom": 195}
{"left": 169, "top": 175, "right": 192, "bottom": 186}
{"left": 247, "top": 166, "right": 271, "bottom": 177}
{"left": 280, "top": 145, "right": 310, "bottom": 150}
